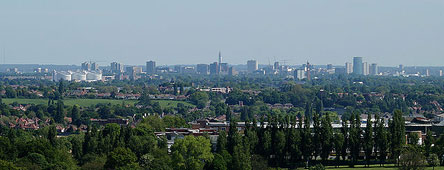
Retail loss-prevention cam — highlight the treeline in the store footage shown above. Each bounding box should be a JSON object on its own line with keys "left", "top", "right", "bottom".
{"left": 213, "top": 109, "right": 406, "bottom": 169}
{"left": 1, "top": 111, "right": 444, "bottom": 169}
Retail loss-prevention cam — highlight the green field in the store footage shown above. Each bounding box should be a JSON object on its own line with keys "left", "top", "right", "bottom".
{"left": 2, "top": 98, "right": 195, "bottom": 108}
{"left": 325, "top": 164, "right": 444, "bottom": 170}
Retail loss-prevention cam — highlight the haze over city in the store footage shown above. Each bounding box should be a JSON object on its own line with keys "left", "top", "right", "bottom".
{"left": 0, "top": 0, "right": 443, "bottom": 66}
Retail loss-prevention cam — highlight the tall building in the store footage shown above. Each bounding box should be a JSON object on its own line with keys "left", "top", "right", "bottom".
{"left": 126, "top": 66, "right": 142, "bottom": 80}
{"left": 363, "top": 62, "right": 369, "bottom": 75}
{"left": 247, "top": 60, "right": 258, "bottom": 73}
{"left": 327, "top": 64, "right": 333, "bottom": 70}
{"left": 306, "top": 62, "right": 311, "bottom": 81}
{"left": 220, "top": 63, "right": 229, "bottom": 73}
{"left": 353, "top": 57, "right": 363, "bottom": 75}
{"left": 91, "top": 62, "right": 99, "bottom": 71}
{"left": 218, "top": 51, "right": 222, "bottom": 73}
{"left": 81, "top": 62, "right": 91, "bottom": 71}
{"left": 370, "top": 63, "right": 378, "bottom": 75}
{"left": 440, "top": 70, "right": 443, "bottom": 77}
{"left": 345, "top": 62, "right": 353, "bottom": 74}
{"left": 196, "top": 64, "right": 209, "bottom": 75}
{"left": 110, "top": 62, "right": 123, "bottom": 73}
{"left": 228, "top": 67, "right": 238, "bottom": 76}
{"left": 294, "top": 69, "right": 306, "bottom": 80}
{"left": 146, "top": 61, "right": 156, "bottom": 74}
{"left": 274, "top": 62, "right": 280, "bottom": 70}
{"left": 399, "top": 64, "right": 404, "bottom": 72}
{"left": 209, "top": 62, "right": 219, "bottom": 75}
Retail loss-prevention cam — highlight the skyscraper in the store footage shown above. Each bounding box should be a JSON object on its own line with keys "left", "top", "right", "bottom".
{"left": 363, "top": 62, "right": 369, "bottom": 75}
{"left": 247, "top": 60, "right": 258, "bottom": 73}
{"left": 218, "top": 51, "right": 222, "bottom": 73}
{"left": 196, "top": 64, "right": 209, "bottom": 75}
{"left": 353, "top": 57, "right": 363, "bottom": 75}
{"left": 345, "top": 62, "right": 353, "bottom": 74}
{"left": 294, "top": 69, "right": 306, "bottom": 80}
{"left": 146, "top": 61, "right": 156, "bottom": 74}
{"left": 81, "top": 62, "right": 91, "bottom": 71}
{"left": 209, "top": 62, "right": 219, "bottom": 75}
{"left": 220, "top": 63, "right": 229, "bottom": 73}
{"left": 370, "top": 63, "right": 378, "bottom": 75}
{"left": 91, "top": 62, "right": 99, "bottom": 71}
{"left": 228, "top": 67, "right": 238, "bottom": 76}
{"left": 274, "top": 62, "right": 280, "bottom": 70}
{"left": 110, "top": 62, "right": 123, "bottom": 73}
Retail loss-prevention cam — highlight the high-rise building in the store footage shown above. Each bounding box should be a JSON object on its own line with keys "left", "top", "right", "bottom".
{"left": 146, "top": 61, "right": 156, "bottom": 74}
{"left": 81, "top": 62, "right": 91, "bottom": 71}
{"left": 294, "top": 69, "right": 306, "bottom": 80}
{"left": 274, "top": 62, "right": 280, "bottom": 70}
{"left": 218, "top": 51, "right": 222, "bottom": 73}
{"left": 228, "top": 67, "right": 238, "bottom": 76}
{"left": 370, "top": 63, "right": 378, "bottom": 75}
{"left": 247, "top": 60, "right": 258, "bottom": 73}
{"left": 110, "top": 62, "right": 123, "bottom": 73}
{"left": 209, "top": 62, "right": 219, "bottom": 75}
{"left": 363, "top": 62, "right": 369, "bottom": 75}
{"left": 91, "top": 62, "right": 99, "bottom": 71}
{"left": 327, "top": 64, "right": 333, "bottom": 70}
{"left": 126, "top": 66, "right": 142, "bottom": 80}
{"left": 399, "top": 64, "right": 404, "bottom": 72}
{"left": 220, "top": 63, "right": 229, "bottom": 73}
{"left": 353, "top": 57, "right": 363, "bottom": 75}
{"left": 440, "top": 70, "right": 443, "bottom": 77}
{"left": 345, "top": 62, "right": 353, "bottom": 74}
{"left": 196, "top": 64, "right": 209, "bottom": 75}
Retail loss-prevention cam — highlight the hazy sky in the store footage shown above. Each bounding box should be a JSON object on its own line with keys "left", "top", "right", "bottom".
{"left": 0, "top": 0, "right": 443, "bottom": 66}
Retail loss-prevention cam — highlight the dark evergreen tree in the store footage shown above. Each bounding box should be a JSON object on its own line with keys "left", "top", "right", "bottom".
{"left": 363, "top": 114, "right": 374, "bottom": 167}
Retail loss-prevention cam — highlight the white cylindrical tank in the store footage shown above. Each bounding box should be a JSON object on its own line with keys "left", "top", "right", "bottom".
{"left": 56, "top": 71, "right": 72, "bottom": 81}
{"left": 72, "top": 72, "right": 87, "bottom": 81}
{"left": 86, "top": 72, "right": 102, "bottom": 81}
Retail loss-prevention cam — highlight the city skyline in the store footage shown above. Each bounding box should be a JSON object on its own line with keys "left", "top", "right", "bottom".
{"left": 0, "top": 0, "right": 443, "bottom": 66}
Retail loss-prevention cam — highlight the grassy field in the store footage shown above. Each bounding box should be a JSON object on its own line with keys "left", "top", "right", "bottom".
{"left": 325, "top": 164, "right": 444, "bottom": 170}
{"left": 2, "top": 98, "right": 195, "bottom": 108}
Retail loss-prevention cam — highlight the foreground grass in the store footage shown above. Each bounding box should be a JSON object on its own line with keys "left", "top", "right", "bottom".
{"left": 2, "top": 98, "right": 194, "bottom": 108}
{"left": 325, "top": 164, "right": 444, "bottom": 170}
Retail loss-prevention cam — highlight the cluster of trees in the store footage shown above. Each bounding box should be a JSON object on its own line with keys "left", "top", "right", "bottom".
{"left": 212, "top": 110, "right": 406, "bottom": 169}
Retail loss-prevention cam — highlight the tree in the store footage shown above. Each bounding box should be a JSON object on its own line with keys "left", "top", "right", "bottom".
{"left": 211, "top": 153, "right": 228, "bottom": 170}
{"left": 333, "top": 133, "right": 344, "bottom": 167}
{"left": 301, "top": 117, "right": 313, "bottom": 166}
{"left": 349, "top": 113, "right": 361, "bottom": 167}
{"left": 320, "top": 113, "right": 333, "bottom": 163}
{"left": 58, "top": 81, "right": 65, "bottom": 95}
{"left": 171, "top": 136, "right": 213, "bottom": 170}
{"left": 390, "top": 109, "right": 405, "bottom": 164}
{"left": 104, "top": 147, "right": 138, "bottom": 169}
{"left": 216, "top": 130, "right": 227, "bottom": 153}
{"left": 226, "top": 106, "right": 232, "bottom": 122}
{"left": 305, "top": 102, "right": 312, "bottom": 120}
{"left": 190, "top": 92, "right": 209, "bottom": 109}
{"left": 424, "top": 132, "right": 434, "bottom": 157}
{"left": 363, "top": 114, "right": 374, "bottom": 167}
{"left": 273, "top": 129, "right": 286, "bottom": 166}
{"left": 47, "top": 125, "right": 57, "bottom": 146}
{"left": 71, "top": 105, "right": 81, "bottom": 126}
{"left": 54, "top": 100, "right": 65, "bottom": 123}
{"left": 5, "top": 86, "right": 16, "bottom": 98}
{"left": 375, "top": 115, "right": 389, "bottom": 166}
{"left": 427, "top": 154, "right": 439, "bottom": 170}
{"left": 312, "top": 112, "right": 321, "bottom": 160}
{"left": 408, "top": 133, "right": 420, "bottom": 145}
{"left": 399, "top": 146, "right": 426, "bottom": 170}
